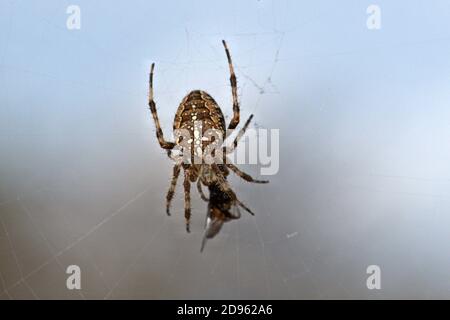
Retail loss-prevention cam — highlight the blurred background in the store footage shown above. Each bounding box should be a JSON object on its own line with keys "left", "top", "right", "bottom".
{"left": 1, "top": 0, "right": 450, "bottom": 299}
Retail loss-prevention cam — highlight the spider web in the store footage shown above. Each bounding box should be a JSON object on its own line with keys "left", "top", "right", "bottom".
{"left": 0, "top": 0, "right": 376, "bottom": 300}
{"left": 3, "top": 0, "right": 450, "bottom": 300}
{"left": 0, "top": 0, "right": 295, "bottom": 299}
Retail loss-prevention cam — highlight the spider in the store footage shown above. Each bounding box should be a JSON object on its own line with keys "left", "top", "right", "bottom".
{"left": 148, "top": 40, "right": 268, "bottom": 233}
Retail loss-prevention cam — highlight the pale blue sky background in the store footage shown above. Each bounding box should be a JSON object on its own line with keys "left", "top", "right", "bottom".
{"left": 1, "top": 0, "right": 450, "bottom": 299}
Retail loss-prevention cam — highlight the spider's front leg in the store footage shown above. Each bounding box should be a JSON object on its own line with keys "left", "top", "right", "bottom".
{"left": 227, "top": 163, "right": 269, "bottom": 184}
{"left": 148, "top": 63, "right": 175, "bottom": 150}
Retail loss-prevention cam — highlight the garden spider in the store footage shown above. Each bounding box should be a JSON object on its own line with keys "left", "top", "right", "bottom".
{"left": 148, "top": 40, "right": 268, "bottom": 233}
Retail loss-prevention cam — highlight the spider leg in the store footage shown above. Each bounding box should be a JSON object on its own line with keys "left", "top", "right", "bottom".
{"left": 183, "top": 169, "right": 192, "bottom": 232}
{"left": 197, "top": 179, "right": 209, "bottom": 202}
{"left": 235, "top": 198, "right": 255, "bottom": 216}
{"left": 226, "top": 163, "right": 269, "bottom": 184}
{"left": 166, "top": 164, "right": 181, "bottom": 215}
{"left": 211, "top": 164, "right": 255, "bottom": 216}
{"left": 222, "top": 40, "right": 240, "bottom": 130}
{"left": 224, "top": 114, "right": 253, "bottom": 155}
{"left": 149, "top": 63, "right": 175, "bottom": 150}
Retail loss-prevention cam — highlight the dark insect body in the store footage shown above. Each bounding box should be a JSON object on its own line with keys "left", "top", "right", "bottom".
{"left": 148, "top": 40, "right": 268, "bottom": 249}
{"left": 201, "top": 182, "right": 241, "bottom": 251}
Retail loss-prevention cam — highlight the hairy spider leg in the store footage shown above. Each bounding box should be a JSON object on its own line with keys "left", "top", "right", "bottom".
{"left": 165, "top": 164, "right": 181, "bottom": 215}
{"left": 222, "top": 40, "right": 240, "bottom": 130}
{"left": 148, "top": 63, "right": 175, "bottom": 150}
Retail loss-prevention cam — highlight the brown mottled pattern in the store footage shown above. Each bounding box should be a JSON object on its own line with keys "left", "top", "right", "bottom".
{"left": 173, "top": 90, "right": 226, "bottom": 163}
{"left": 173, "top": 90, "right": 225, "bottom": 134}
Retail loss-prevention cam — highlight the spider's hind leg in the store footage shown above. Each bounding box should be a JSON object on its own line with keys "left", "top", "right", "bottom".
{"left": 183, "top": 170, "right": 192, "bottom": 232}
{"left": 166, "top": 164, "right": 181, "bottom": 215}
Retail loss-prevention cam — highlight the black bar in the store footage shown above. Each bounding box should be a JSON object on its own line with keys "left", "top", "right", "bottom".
{"left": 0, "top": 300, "right": 446, "bottom": 318}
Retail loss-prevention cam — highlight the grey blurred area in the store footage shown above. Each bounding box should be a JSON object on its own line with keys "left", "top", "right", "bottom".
{"left": 2, "top": 0, "right": 450, "bottom": 299}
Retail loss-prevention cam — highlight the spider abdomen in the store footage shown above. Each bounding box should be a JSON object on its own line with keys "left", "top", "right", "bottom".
{"left": 173, "top": 90, "right": 226, "bottom": 135}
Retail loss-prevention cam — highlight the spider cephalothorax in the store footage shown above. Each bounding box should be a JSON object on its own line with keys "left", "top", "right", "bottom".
{"left": 148, "top": 40, "right": 268, "bottom": 233}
